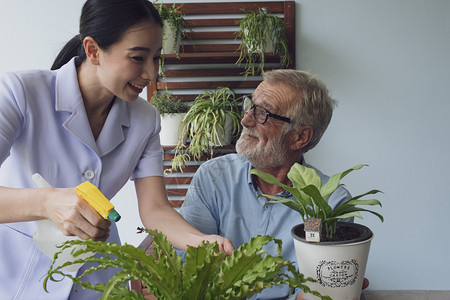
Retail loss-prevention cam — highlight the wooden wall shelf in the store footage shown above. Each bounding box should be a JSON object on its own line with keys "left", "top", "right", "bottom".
{"left": 147, "top": 1, "right": 296, "bottom": 100}
{"left": 150, "top": 0, "right": 296, "bottom": 208}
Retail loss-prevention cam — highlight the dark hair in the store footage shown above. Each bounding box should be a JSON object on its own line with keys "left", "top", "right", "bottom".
{"left": 51, "top": 0, "right": 162, "bottom": 70}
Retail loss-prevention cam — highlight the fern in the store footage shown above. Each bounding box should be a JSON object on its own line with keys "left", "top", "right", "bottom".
{"left": 44, "top": 229, "right": 331, "bottom": 299}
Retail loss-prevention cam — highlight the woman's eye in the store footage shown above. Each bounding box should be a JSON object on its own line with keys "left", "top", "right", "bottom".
{"left": 153, "top": 56, "right": 161, "bottom": 63}
{"left": 131, "top": 56, "right": 144, "bottom": 63}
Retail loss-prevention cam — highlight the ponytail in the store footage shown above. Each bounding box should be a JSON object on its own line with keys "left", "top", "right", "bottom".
{"left": 51, "top": 35, "right": 85, "bottom": 70}
{"left": 51, "top": 0, "right": 162, "bottom": 71}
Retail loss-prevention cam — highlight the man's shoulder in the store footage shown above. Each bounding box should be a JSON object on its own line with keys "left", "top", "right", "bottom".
{"left": 196, "top": 153, "right": 249, "bottom": 175}
{"left": 201, "top": 153, "right": 247, "bottom": 167}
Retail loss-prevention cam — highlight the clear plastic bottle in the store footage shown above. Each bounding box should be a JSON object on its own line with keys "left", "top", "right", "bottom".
{"left": 32, "top": 173, "right": 93, "bottom": 272}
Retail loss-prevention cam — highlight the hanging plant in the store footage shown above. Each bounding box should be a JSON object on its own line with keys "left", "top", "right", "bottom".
{"left": 236, "top": 7, "right": 291, "bottom": 77}
{"left": 154, "top": 1, "right": 185, "bottom": 55}
{"left": 170, "top": 87, "right": 243, "bottom": 172}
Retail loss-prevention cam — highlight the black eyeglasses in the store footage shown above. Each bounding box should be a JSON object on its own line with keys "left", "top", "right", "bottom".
{"left": 242, "top": 95, "right": 292, "bottom": 124}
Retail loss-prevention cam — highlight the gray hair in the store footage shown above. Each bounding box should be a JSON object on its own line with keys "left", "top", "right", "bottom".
{"left": 262, "top": 69, "right": 337, "bottom": 152}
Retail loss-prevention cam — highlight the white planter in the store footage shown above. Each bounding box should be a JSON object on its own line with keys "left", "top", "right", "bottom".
{"left": 292, "top": 223, "right": 373, "bottom": 300}
{"left": 243, "top": 29, "right": 275, "bottom": 53}
{"left": 162, "top": 20, "right": 181, "bottom": 55}
{"left": 160, "top": 113, "right": 186, "bottom": 146}
{"left": 215, "top": 114, "right": 234, "bottom": 146}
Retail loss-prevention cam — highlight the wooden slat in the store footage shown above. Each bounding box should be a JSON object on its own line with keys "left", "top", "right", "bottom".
{"left": 164, "top": 152, "right": 214, "bottom": 162}
{"left": 186, "top": 18, "right": 240, "bottom": 27}
{"left": 153, "top": 93, "right": 246, "bottom": 103}
{"left": 185, "top": 31, "right": 237, "bottom": 40}
{"left": 163, "top": 165, "right": 200, "bottom": 173}
{"left": 182, "top": 44, "right": 239, "bottom": 53}
{"left": 162, "top": 68, "right": 248, "bottom": 77}
{"left": 171, "top": 2, "right": 285, "bottom": 15}
{"left": 185, "top": 17, "right": 282, "bottom": 29}
{"left": 164, "top": 177, "right": 192, "bottom": 185}
{"left": 284, "top": 1, "right": 296, "bottom": 69}
{"left": 158, "top": 81, "right": 260, "bottom": 90}
{"left": 162, "top": 52, "right": 284, "bottom": 64}
{"left": 167, "top": 188, "right": 188, "bottom": 196}
{"left": 169, "top": 200, "right": 185, "bottom": 208}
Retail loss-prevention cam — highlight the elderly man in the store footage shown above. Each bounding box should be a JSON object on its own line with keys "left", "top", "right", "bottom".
{"left": 179, "top": 69, "right": 365, "bottom": 299}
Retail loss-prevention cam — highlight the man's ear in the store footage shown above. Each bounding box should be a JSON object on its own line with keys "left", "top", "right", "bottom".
{"left": 83, "top": 36, "right": 100, "bottom": 65}
{"left": 291, "top": 125, "right": 313, "bottom": 151}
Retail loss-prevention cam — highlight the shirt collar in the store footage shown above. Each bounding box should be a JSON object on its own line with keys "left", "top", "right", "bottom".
{"left": 247, "top": 156, "right": 305, "bottom": 196}
{"left": 54, "top": 57, "right": 130, "bottom": 157}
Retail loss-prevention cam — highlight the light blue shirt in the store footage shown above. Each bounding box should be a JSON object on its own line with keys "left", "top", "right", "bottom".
{"left": 179, "top": 154, "right": 351, "bottom": 300}
{"left": 0, "top": 58, "right": 163, "bottom": 299}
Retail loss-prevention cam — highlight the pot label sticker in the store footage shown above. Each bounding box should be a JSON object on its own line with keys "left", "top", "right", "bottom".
{"left": 316, "top": 259, "right": 359, "bottom": 288}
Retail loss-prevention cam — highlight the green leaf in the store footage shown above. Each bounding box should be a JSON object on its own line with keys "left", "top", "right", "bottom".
{"left": 249, "top": 162, "right": 384, "bottom": 238}
{"left": 288, "top": 163, "right": 322, "bottom": 191}
{"left": 320, "top": 164, "right": 365, "bottom": 201}
{"left": 249, "top": 169, "right": 291, "bottom": 190}
{"left": 302, "top": 185, "right": 332, "bottom": 220}
{"left": 183, "top": 242, "right": 224, "bottom": 299}
{"left": 261, "top": 195, "right": 306, "bottom": 221}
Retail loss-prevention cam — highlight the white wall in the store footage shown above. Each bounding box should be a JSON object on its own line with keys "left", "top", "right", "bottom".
{"left": 297, "top": 0, "right": 450, "bottom": 290}
{"left": 1, "top": 0, "right": 449, "bottom": 291}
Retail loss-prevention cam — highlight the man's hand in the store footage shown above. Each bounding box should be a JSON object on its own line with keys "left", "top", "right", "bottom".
{"left": 202, "top": 235, "right": 234, "bottom": 255}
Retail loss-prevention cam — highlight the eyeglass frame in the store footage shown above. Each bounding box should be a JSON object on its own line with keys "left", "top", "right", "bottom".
{"left": 242, "top": 95, "right": 294, "bottom": 125}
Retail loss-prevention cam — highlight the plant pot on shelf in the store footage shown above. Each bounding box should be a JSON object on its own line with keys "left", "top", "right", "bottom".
{"left": 215, "top": 113, "right": 234, "bottom": 146}
{"left": 160, "top": 112, "right": 187, "bottom": 146}
{"left": 242, "top": 28, "right": 275, "bottom": 54}
{"left": 170, "top": 87, "right": 243, "bottom": 172}
{"left": 162, "top": 19, "right": 181, "bottom": 55}
{"left": 150, "top": 90, "right": 190, "bottom": 147}
{"left": 292, "top": 223, "right": 373, "bottom": 300}
{"left": 155, "top": 3, "right": 185, "bottom": 56}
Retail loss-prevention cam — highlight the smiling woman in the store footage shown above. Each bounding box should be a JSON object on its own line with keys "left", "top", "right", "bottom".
{"left": 0, "top": 0, "right": 232, "bottom": 299}
{"left": 77, "top": 21, "right": 162, "bottom": 104}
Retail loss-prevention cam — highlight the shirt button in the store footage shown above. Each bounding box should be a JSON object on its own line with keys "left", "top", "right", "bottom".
{"left": 84, "top": 170, "right": 95, "bottom": 180}
{"left": 264, "top": 204, "right": 270, "bottom": 210}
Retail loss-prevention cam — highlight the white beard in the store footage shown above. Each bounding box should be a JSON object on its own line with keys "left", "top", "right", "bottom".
{"left": 236, "top": 127, "right": 289, "bottom": 169}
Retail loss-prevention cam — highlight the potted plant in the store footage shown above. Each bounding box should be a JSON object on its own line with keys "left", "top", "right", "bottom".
{"left": 151, "top": 90, "right": 190, "bottom": 146}
{"left": 171, "top": 87, "right": 242, "bottom": 172}
{"left": 43, "top": 228, "right": 331, "bottom": 299}
{"left": 236, "top": 7, "right": 291, "bottom": 77}
{"left": 250, "top": 163, "right": 384, "bottom": 300}
{"left": 154, "top": 2, "right": 185, "bottom": 56}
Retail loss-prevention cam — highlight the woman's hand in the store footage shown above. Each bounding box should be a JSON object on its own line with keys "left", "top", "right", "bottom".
{"left": 44, "top": 187, "right": 111, "bottom": 241}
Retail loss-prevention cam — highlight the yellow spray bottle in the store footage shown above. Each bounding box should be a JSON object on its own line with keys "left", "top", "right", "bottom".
{"left": 32, "top": 174, "right": 120, "bottom": 271}
{"left": 75, "top": 181, "right": 121, "bottom": 222}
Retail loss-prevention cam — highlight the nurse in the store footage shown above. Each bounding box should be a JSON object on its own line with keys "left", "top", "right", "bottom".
{"left": 0, "top": 0, "right": 233, "bottom": 299}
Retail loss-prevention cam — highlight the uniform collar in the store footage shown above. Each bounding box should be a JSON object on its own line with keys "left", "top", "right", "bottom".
{"left": 54, "top": 57, "right": 130, "bottom": 157}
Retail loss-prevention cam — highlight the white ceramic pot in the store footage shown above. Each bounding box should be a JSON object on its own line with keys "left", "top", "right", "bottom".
{"left": 243, "top": 29, "right": 275, "bottom": 53}
{"left": 292, "top": 223, "right": 373, "bottom": 300}
{"left": 160, "top": 113, "right": 186, "bottom": 146}
{"left": 162, "top": 20, "right": 181, "bottom": 55}
{"left": 215, "top": 114, "right": 234, "bottom": 146}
